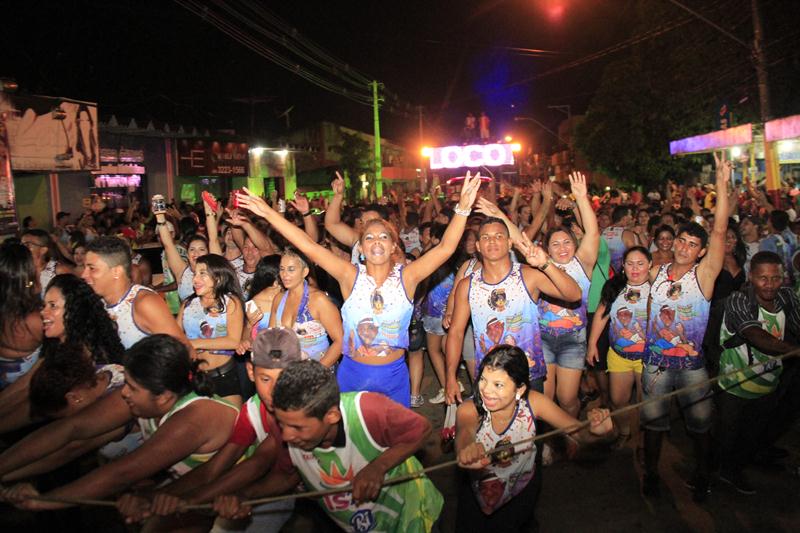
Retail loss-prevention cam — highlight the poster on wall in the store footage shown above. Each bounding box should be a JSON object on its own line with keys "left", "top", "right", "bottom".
{"left": 0, "top": 111, "right": 19, "bottom": 235}
{"left": 0, "top": 93, "right": 100, "bottom": 171}
{"left": 177, "top": 139, "right": 249, "bottom": 177}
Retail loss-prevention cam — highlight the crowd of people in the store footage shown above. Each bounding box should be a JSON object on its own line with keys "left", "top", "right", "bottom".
{"left": 0, "top": 155, "right": 798, "bottom": 532}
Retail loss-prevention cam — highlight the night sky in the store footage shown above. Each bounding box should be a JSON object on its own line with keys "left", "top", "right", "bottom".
{"left": 4, "top": 0, "right": 799, "bottom": 148}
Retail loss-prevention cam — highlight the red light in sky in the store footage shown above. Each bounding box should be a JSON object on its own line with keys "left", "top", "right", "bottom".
{"left": 541, "top": 0, "right": 565, "bottom": 21}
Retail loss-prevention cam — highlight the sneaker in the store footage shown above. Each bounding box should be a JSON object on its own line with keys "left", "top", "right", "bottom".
{"left": 719, "top": 470, "right": 756, "bottom": 495}
{"left": 429, "top": 388, "right": 446, "bottom": 404}
{"left": 410, "top": 395, "right": 424, "bottom": 408}
{"left": 429, "top": 383, "right": 465, "bottom": 405}
{"left": 685, "top": 474, "right": 711, "bottom": 502}
{"left": 642, "top": 473, "right": 660, "bottom": 498}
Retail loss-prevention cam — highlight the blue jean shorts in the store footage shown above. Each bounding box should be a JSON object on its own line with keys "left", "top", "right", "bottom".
{"left": 640, "top": 364, "right": 713, "bottom": 433}
{"left": 422, "top": 315, "right": 446, "bottom": 336}
{"left": 541, "top": 329, "right": 587, "bottom": 370}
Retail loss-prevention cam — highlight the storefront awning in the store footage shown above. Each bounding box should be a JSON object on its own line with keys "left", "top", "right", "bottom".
{"left": 669, "top": 123, "right": 753, "bottom": 155}
{"left": 765, "top": 114, "right": 800, "bottom": 143}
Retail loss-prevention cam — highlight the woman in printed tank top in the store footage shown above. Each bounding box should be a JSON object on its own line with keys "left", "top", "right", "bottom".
{"left": 455, "top": 345, "right": 613, "bottom": 531}
{"left": 178, "top": 255, "right": 245, "bottom": 405}
{"left": 537, "top": 172, "right": 599, "bottom": 418}
{"left": 587, "top": 246, "right": 652, "bottom": 449}
{"left": 234, "top": 172, "right": 481, "bottom": 407}
{"left": 269, "top": 248, "right": 342, "bottom": 368}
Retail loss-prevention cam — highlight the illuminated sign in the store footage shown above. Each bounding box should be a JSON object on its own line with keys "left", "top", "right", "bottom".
{"left": 669, "top": 124, "right": 752, "bottom": 155}
{"left": 428, "top": 143, "right": 516, "bottom": 169}
{"left": 766, "top": 114, "right": 800, "bottom": 143}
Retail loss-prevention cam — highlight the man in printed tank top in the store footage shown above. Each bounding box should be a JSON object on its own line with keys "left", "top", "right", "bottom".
{"left": 445, "top": 217, "right": 582, "bottom": 404}
{"left": 640, "top": 153, "right": 731, "bottom": 502}
{"left": 82, "top": 237, "right": 190, "bottom": 351}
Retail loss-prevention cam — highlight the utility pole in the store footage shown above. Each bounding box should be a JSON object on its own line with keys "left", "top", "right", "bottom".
{"left": 418, "top": 105, "right": 427, "bottom": 190}
{"left": 372, "top": 80, "right": 384, "bottom": 198}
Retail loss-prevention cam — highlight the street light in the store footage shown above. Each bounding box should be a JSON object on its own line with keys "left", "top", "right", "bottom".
{"left": 504, "top": 135, "right": 513, "bottom": 142}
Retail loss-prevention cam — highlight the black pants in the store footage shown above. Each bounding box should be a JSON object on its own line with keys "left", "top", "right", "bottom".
{"left": 455, "top": 465, "right": 542, "bottom": 533}
{"left": 716, "top": 388, "right": 775, "bottom": 473}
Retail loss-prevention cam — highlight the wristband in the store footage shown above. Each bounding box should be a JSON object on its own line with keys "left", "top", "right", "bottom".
{"left": 537, "top": 258, "right": 553, "bottom": 271}
{"left": 301, "top": 211, "right": 312, "bottom": 217}
{"left": 454, "top": 205, "right": 471, "bottom": 217}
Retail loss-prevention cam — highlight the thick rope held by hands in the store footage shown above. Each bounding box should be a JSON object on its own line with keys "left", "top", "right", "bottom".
{"left": 8, "top": 346, "right": 800, "bottom": 512}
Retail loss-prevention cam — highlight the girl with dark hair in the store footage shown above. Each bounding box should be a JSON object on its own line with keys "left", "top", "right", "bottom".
{"left": 178, "top": 254, "right": 245, "bottom": 404}
{"left": 0, "top": 335, "right": 238, "bottom": 509}
{"left": 455, "top": 344, "right": 612, "bottom": 531}
{"left": 587, "top": 246, "right": 652, "bottom": 448}
{"left": 712, "top": 224, "right": 746, "bottom": 303}
{"left": 0, "top": 243, "right": 43, "bottom": 390}
{"left": 20, "top": 229, "right": 73, "bottom": 296}
{"left": 651, "top": 225, "right": 675, "bottom": 268}
{"left": 238, "top": 254, "right": 282, "bottom": 352}
{"left": 536, "top": 172, "right": 600, "bottom": 419}
{"left": 269, "top": 248, "right": 343, "bottom": 367}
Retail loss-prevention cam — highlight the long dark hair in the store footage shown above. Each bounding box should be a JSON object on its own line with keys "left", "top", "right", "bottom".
{"left": 726, "top": 221, "right": 747, "bottom": 269}
{"left": 0, "top": 242, "right": 41, "bottom": 336}
{"left": 185, "top": 253, "right": 244, "bottom": 313}
{"left": 44, "top": 274, "right": 124, "bottom": 364}
{"left": 600, "top": 246, "right": 652, "bottom": 317}
{"left": 248, "top": 254, "right": 281, "bottom": 299}
{"left": 124, "top": 334, "right": 213, "bottom": 397}
{"left": 473, "top": 345, "right": 531, "bottom": 421}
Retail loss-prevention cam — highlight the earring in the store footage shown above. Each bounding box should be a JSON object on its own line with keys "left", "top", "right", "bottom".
{"left": 515, "top": 393, "right": 521, "bottom": 402}
{"left": 359, "top": 253, "right": 365, "bottom": 262}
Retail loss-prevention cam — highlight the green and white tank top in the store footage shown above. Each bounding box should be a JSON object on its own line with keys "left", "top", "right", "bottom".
{"left": 289, "top": 391, "right": 443, "bottom": 533}
{"left": 137, "top": 392, "right": 237, "bottom": 478}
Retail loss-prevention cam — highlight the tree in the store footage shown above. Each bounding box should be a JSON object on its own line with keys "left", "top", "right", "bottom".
{"left": 331, "top": 131, "right": 372, "bottom": 201}
{"left": 575, "top": 0, "right": 761, "bottom": 189}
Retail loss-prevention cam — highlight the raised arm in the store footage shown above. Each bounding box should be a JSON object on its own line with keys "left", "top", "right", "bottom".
{"left": 474, "top": 197, "right": 525, "bottom": 244}
{"left": 236, "top": 188, "right": 357, "bottom": 289}
{"left": 403, "top": 172, "right": 481, "bottom": 291}
{"left": 444, "top": 278, "right": 471, "bottom": 405}
{"left": 515, "top": 235, "right": 581, "bottom": 302}
{"left": 204, "top": 197, "right": 223, "bottom": 255}
{"left": 155, "top": 212, "right": 189, "bottom": 281}
{"left": 697, "top": 152, "right": 731, "bottom": 297}
{"left": 324, "top": 173, "right": 360, "bottom": 247}
{"left": 289, "top": 192, "right": 320, "bottom": 244}
{"left": 571, "top": 172, "right": 600, "bottom": 273}
{"left": 525, "top": 180, "right": 553, "bottom": 240}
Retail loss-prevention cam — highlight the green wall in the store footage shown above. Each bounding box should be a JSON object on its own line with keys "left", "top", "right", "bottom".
{"left": 14, "top": 173, "right": 51, "bottom": 230}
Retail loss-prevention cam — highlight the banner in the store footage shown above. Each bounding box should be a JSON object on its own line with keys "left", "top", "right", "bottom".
{"left": 177, "top": 139, "right": 249, "bottom": 177}
{"left": 0, "top": 110, "right": 18, "bottom": 235}
{"left": 0, "top": 94, "right": 99, "bottom": 171}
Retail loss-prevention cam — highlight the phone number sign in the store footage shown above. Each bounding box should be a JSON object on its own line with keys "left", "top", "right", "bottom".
{"left": 177, "top": 139, "right": 249, "bottom": 177}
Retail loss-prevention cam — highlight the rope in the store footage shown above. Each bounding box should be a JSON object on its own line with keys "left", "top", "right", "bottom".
{"left": 8, "top": 345, "right": 800, "bottom": 512}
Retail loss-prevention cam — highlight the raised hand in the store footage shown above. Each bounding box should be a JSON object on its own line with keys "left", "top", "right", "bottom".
{"left": 332, "top": 171, "right": 345, "bottom": 196}
{"left": 569, "top": 171, "right": 588, "bottom": 198}
{"left": 542, "top": 180, "right": 553, "bottom": 204}
{"left": 475, "top": 197, "right": 506, "bottom": 220}
{"left": 457, "top": 171, "right": 482, "bottom": 212}
{"left": 289, "top": 191, "right": 310, "bottom": 214}
{"left": 713, "top": 151, "right": 732, "bottom": 186}
{"left": 555, "top": 197, "right": 574, "bottom": 212}
{"left": 513, "top": 232, "right": 548, "bottom": 268}
{"left": 531, "top": 180, "right": 542, "bottom": 194}
{"left": 237, "top": 187, "right": 272, "bottom": 219}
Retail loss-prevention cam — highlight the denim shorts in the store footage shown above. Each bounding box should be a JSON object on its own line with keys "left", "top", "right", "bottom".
{"left": 422, "top": 315, "right": 446, "bottom": 336}
{"left": 542, "top": 329, "right": 587, "bottom": 370}
{"left": 640, "top": 364, "right": 713, "bottom": 433}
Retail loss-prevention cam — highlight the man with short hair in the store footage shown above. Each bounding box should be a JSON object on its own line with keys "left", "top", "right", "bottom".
{"left": 216, "top": 359, "right": 443, "bottom": 533}
{"left": 760, "top": 209, "right": 797, "bottom": 284}
{"left": 445, "top": 216, "right": 582, "bottom": 403}
{"left": 716, "top": 251, "right": 800, "bottom": 495}
{"left": 601, "top": 205, "right": 639, "bottom": 274}
{"left": 82, "top": 236, "right": 186, "bottom": 349}
{"left": 641, "top": 154, "right": 730, "bottom": 501}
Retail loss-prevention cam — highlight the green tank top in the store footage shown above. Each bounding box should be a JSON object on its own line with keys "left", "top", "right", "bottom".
{"left": 587, "top": 239, "right": 610, "bottom": 312}
{"left": 289, "top": 392, "right": 443, "bottom": 533}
